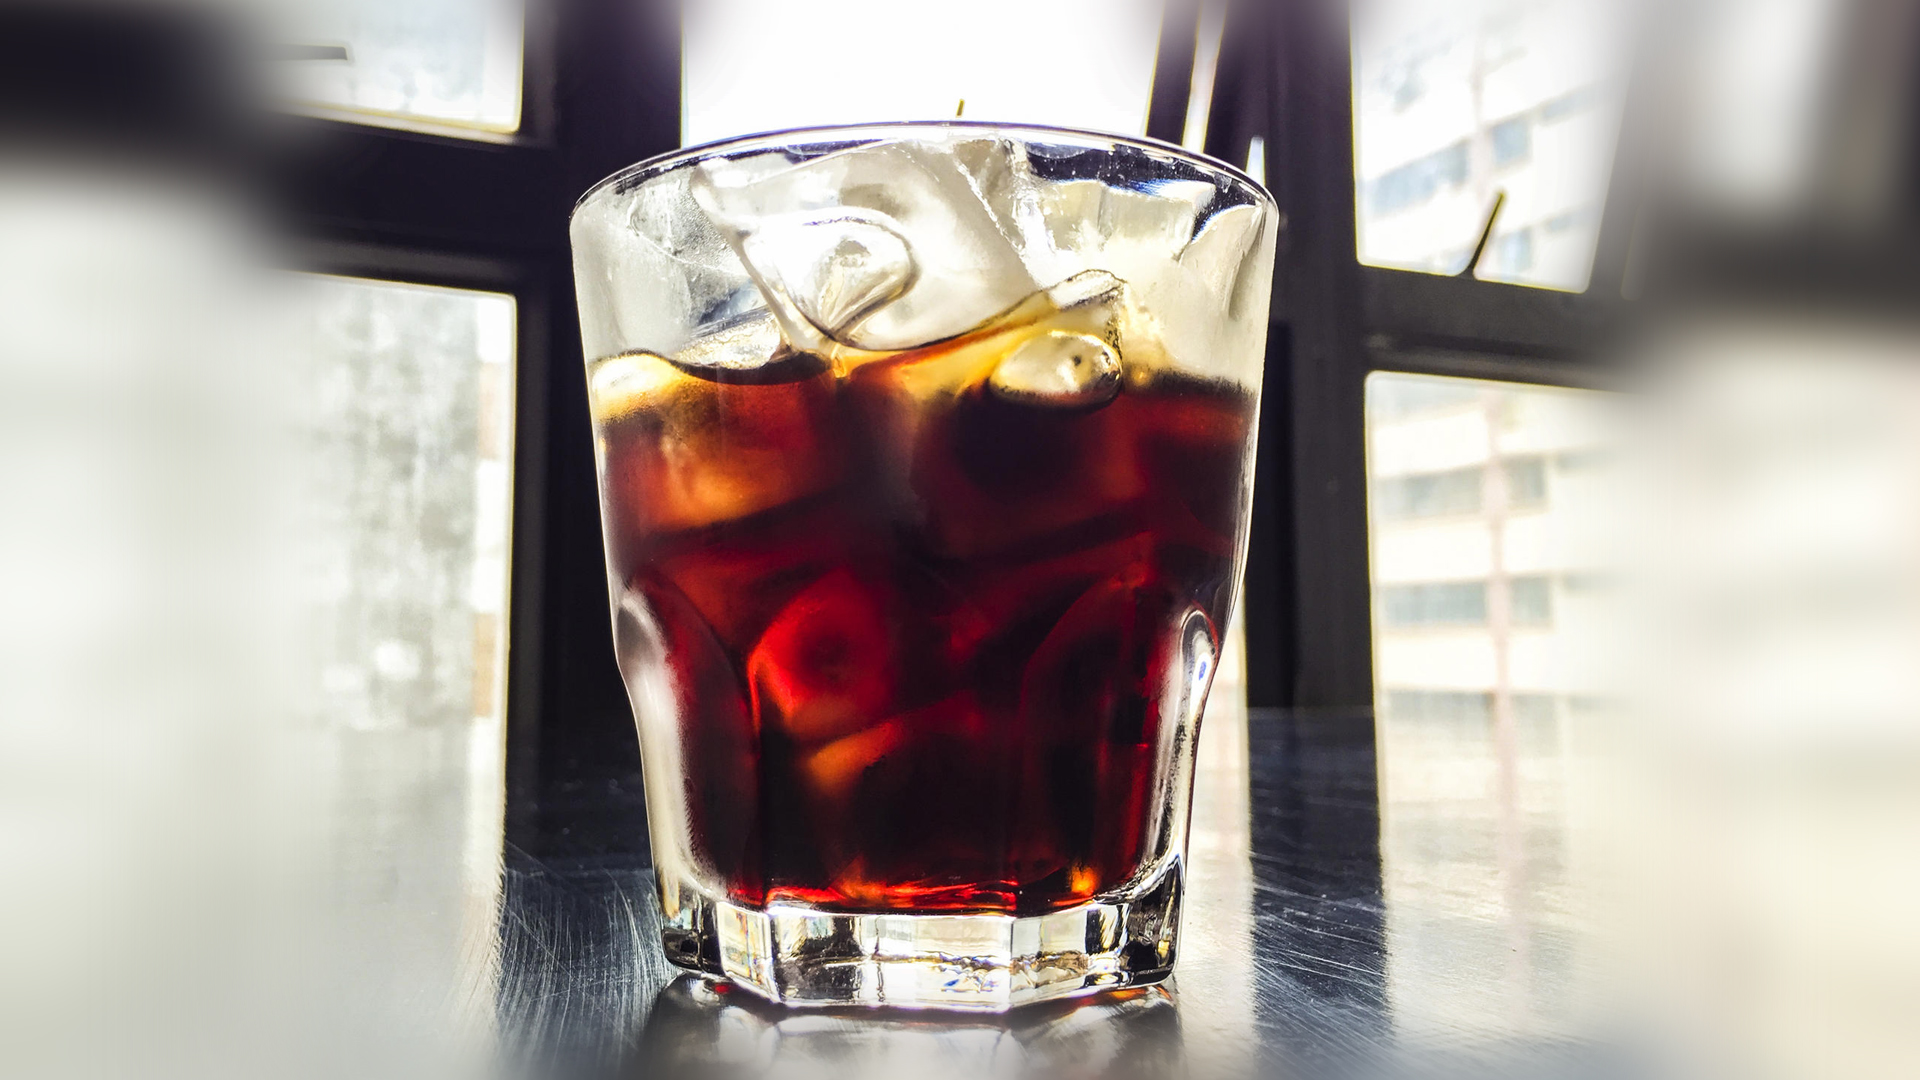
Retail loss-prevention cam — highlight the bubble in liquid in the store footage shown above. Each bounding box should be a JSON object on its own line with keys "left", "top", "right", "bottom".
{"left": 739, "top": 211, "right": 917, "bottom": 344}
{"left": 988, "top": 330, "right": 1122, "bottom": 409}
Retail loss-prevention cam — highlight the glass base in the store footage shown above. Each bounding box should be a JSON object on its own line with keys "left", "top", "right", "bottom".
{"left": 657, "top": 862, "right": 1184, "bottom": 1012}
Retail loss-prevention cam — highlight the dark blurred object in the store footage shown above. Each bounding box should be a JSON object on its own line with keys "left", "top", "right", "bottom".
{"left": 1632, "top": 0, "right": 1920, "bottom": 311}
{"left": 0, "top": 1, "right": 254, "bottom": 165}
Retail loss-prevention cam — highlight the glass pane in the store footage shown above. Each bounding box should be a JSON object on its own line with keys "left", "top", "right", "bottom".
{"left": 1365, "top": 372, "right": 1624, "bottom": 1039}
{"left": 683, "top": 0, "right": 1165, "bottom": 146}
{"left": 290, "top": 274, "right": 516, "bottom": 1026}
{"left": 1351, "top": 0, "right": 1629, "bottom": 291}
{"left": 278, "top": 0, "right": 525, "bottom": 134}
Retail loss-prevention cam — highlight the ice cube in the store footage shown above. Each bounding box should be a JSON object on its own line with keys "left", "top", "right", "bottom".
{"left": 747, "top": 569, "right": 898, "bottom": 744}
{"left": 987, "top": 331, "right": 1121, "bottom": 409}
{"left": 1177, "top": 202, "right": 1265, "bottom": 298}
{"left": 839, "top": 271, "right": 1157, "bottom": 559}
{"left": 1151, "top": 201, "right": 1275, "bottom": 381}
{"left": 590, "top": 345, "right": 842, "bottom": 538}
{"left": 797, "top": 715, "right": 904, "bottom": 805}
{"left": 1033, "top": 177, "right": 1217, "bottom": 272}
{"left": 841, "top": 271, "right": 1127, "bottom": 408}
{"left": 949, "top": 141, "right": 1220, "bottom": 294}
{"left": 1018, "top": 576, "right": 1166, "bottom": 743}
{"left": 795, "top": 694, "right": 1000, "bottom": 903}
{"left": 692, "top": 141, "right": 1038, "bottom": 352}
{"left": 1045, "top": 268, "right": 1127, "bottom": 314}
{"left": 663, "top": 309, "right": 827, "bottom": 384}
{"left": 737, "top": 211, "right": 916, "bottom": 346}
{"left": 1014, "top": 577, "right": 1181, "bottom": 878}
{"left": 571, "top": 166, "right": 761, "bottom": 365}
{"left": 1130, "top": 384, "right": 1258, "bottom": 545}
{"left": 651, "top": 496, "right": 855, "bottom": 653}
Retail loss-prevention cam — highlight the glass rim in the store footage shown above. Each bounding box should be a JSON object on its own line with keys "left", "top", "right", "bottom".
{"left": 572, "top": 120, "right": 1274, "bottom": 216}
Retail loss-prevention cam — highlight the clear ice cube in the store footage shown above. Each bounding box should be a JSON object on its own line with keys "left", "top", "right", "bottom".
{"left": 692, "top": 142, "right": 1038, "bottom": 352}
{"left": 1157, "top": 201, "right": 1273, "bottom": 381}
{"left": 738, "top": 211, "right": 915, "bottom": 345}
{"left": 1032, "top": 177, "right": 1218, "bottom": 273}
{"left": 571, "top": 167, "right": 765, "bottom": 364}
{"left": 988, "top": 331, "right": 1122, "bottom": 409}
{"left": 589, "top": 341, "right": 842, "bottom": 535}
{"left": 1177, "top": 203, "right": 1266, "bottom": 305}
{"left": 939, "top": 141, "right": 1263, "bottom": 379}
{"left": 669, "top": 309, "right": 784, "bottom": 373}
{"left": 1045, "top": 269, "right": 1126, "bottom": 318}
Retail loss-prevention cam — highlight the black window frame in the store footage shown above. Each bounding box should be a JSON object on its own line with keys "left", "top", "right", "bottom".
{"left": 272, "top": 0, "right": 681, "bottom": 858}
{"left": 274, "top": 0, "right": 1636, "bottom": 854}
{"left": 1200, "top": 0, "right": 1631, "bottom": 715}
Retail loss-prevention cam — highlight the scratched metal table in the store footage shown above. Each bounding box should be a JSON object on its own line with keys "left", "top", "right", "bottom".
{"left": 486, "top": 700, "right": 1625, "bottom": 1080}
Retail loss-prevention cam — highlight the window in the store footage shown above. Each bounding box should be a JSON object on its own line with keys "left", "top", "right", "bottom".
{"left": 682, "top": 0, "right": 1167, "bottom": 145}
{"left": 276, "top": 0, "right": 527, "bottom": 135}
{"left": 1490, "top": 227, "right": 1534, "bottom": 275}
{"left": 294, "top": 274, "right": 516, "bottom": 734}
{"left": 1509, "top": 575, "right": 1553, "bottom": 625}
{"left": 1384, "top": 689, "right": 1490, "bottom": 723}
{"left": 1366, "top": 141, "right": 1471, "bottom": 218}
{"left": 1491, "top": 115, "right": 1531, "bottom": 166}
{"left": 1383, "top": 582, "right": 1490, "bottom": 627}
{"left": 1505, "top": 457, "right": 1548, "bottom": 509}
{"left": 291, "top": 273, "right": 516, "bottom": 999}
{"left": 1544, "top": 208, "right": 1592, "bottom": 234}
{"left": 1351, "top": 0, "right": 1628, "bottom": 291}
{"left": 1375, "top": 466, "right": 1484, "bottom": 520}
{"left": 1541, "top": 86, "right": 1600, "bottom": 123}
{"left": 1367, "top": 371, "right": 1622, "bottom": 1038}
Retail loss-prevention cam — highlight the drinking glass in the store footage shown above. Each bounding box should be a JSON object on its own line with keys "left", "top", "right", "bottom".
{"left": 570, "top": 122, "right": 1276, "bottom": 1010}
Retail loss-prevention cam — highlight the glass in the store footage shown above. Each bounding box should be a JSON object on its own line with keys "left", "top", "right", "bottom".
{"left": 681, "top": 0, "right": 1164, "bottom": 146}
{"left": 644, "top": 977, "right": 1182, "bottom": 1078}
{"left": 570, "top": 123, "right": 1276, "bottom": 1010}
{"left": 290, "top": 275, "right": 516, "bottom": 1026}
{"left": 1351, "top": 0, "right": 1629, "bottom": 291}
{"left": 1364, "top": 372, "right": 1622, "bottom": 1038}
{"left": 277, "top": 0, "right": 526, "bottom": 135}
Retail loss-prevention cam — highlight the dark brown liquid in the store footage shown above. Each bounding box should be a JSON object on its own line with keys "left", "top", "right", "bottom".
{"left": 592, "top": 319, "right": 1254, "bottom": 915}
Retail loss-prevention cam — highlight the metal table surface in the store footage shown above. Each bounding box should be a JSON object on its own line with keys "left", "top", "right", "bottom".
{"left": 490, "top": 702, "right": 1628, "bottom": 1080}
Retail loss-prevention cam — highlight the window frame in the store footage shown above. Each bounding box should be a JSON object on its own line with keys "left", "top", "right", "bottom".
{"left": 272, "top": 0, "right": 682, "bottom": 857}
{"left": 273, "top": 0, "right": 1228, "bottom": 861}
{"left": 274, "top": 0, "right": 1638, "bottom": 845}
{"left": 1201, "top": 0, "right": 1632, "bottom": 714}
{"left": 291, "top": 240, "right": 556, "bottom": 843}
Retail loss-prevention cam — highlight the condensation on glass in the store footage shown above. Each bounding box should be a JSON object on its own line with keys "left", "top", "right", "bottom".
{"left": 681, "top": 0, "right": 1165, "bottom": 146}
{"left": 1364, "top": 372, "right": 1623, "bottom": 1040}
{"left": 278, "top": 0, "right": 526, "bottom": 135}
{"left": 1351, "top": 0, "right": 1629, "bottom": 291}
{"left": 290, "top": 274, "right": 517, "bottom": 1025}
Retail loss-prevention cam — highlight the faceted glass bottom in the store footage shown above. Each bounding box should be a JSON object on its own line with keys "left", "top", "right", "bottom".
{"left": 657, "top": 861, "right": 1184, "bottom": 1012}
